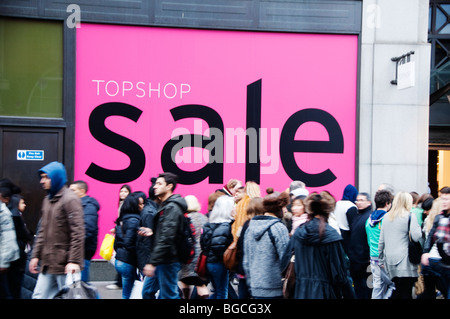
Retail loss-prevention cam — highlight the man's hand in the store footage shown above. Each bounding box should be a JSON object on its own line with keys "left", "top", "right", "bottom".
{"left": 29, "top": 258, "right": 40, "bottom": 274}
{"left": 421, "top": 253, "right": 430, "bottom": 266}
{"left": 65, "top": 263, "right": 81, "bottom": 274}
{"left": 138, "top": 227, "right": 153, "bottom": 237}
{"left": 143, "top": 264, "right": 156, "bottom": 277}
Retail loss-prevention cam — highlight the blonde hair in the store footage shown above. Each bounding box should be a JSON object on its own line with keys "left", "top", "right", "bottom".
{"left": 245, "top": 181, "right": 261, "bottom": 199}
{"left": 387, "top": 192, "right": 413, "bottom": 221}
{"left": 424, "top": 198, "right": 441, "bottom": 234}
{"left": 185, "top": 195, "right": 201, "bottom": 213}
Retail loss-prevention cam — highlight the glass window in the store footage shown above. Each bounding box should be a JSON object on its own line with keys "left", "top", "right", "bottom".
{"left": 0, "top": 18, "right": 63, "bottom": 118}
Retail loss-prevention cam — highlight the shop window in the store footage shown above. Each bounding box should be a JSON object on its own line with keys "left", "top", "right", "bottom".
{"left": 437, "top": 150, "right": 450, "bottom": 190}
{"left": 0, "top": 18, "right": 63, "bottom": 118}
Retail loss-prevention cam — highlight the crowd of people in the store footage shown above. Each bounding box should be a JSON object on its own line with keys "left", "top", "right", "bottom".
{"left": 0, "top": 160, "right": 449, "bottom": 300}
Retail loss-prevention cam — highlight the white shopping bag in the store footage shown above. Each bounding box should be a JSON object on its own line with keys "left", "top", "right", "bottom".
{"left": 130, "top": 280, "right": 143, "bottom": 299}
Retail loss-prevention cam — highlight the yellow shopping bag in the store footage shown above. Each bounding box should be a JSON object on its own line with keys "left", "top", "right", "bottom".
{"left": 99, "top": 233, "right": 115, "bottom": 261}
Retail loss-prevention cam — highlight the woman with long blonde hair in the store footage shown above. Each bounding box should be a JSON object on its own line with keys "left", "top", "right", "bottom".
{"left": 378, "top": 192, "right": 423, "bottom": 299}
{"left": 231, "top": 181, "right": 261, "bottom": 240}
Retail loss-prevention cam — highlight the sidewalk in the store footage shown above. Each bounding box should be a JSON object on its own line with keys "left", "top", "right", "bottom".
{"left": 91, "top": 281, "right": 123, "bottom": 299}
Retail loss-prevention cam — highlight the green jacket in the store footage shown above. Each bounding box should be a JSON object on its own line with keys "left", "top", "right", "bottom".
{"left": 365, "top": 209, "right": 387, "bottom": 258}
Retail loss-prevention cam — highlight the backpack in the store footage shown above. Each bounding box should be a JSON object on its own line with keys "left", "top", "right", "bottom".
{"left": 177, "top": 213, "right": 196, "bottom": 264}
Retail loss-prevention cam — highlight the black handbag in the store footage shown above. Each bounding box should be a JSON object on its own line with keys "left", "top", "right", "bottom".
{"left": 407, "top": 214, "right": 422, "bottom": 265}
{"left": 54, "top": 274, "right": 99, "bottom": 299}
{"left": 282, "top": 257, "right": 296, "bottom": 299}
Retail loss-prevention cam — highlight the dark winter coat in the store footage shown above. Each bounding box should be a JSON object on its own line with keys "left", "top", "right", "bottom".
{"left": 114, "top": 213, "right": 140, "bottom": 266}
{"left": 200, "top": 221, "right": 233, "bottom": 263}
{"left": 136, "top": 200, "right": 158, "bottom": 271}
{"left": 81, "top": 195, "right": 99, "bottom": 260}
{"left": 346, "top": 205, "right": 372, "bottom": 264}
{"left": 281, "top": 218, "right": 354, "bottom": 299}
{"left": 148, "top": 194, "right": 187, "bottom": 265}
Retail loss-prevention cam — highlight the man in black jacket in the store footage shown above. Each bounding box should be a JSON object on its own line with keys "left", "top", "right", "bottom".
{"left": 348, "top": 192, "right": 372, "bottom": 299}
{"left": 69, "top": 180, "right": 99, "bottom": 283}
{"left": 143, "top": 172, "right": 187, "bottom": 299}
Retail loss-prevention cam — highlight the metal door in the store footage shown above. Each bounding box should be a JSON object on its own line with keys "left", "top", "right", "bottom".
{"left": 0, "top": 127, "right": 64, "bottom": 235}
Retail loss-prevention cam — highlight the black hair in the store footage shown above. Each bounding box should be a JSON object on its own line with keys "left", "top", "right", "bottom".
{"left": 148, "top": 177, "right": 157, "bottom": 200}
{"left": 374, "top": 190, "right": 393, "bottom": 209}
{"left": 72, "top": 180, "right": 88, "bottom": 192}
{"left": 133, "top": 191, "right": 148, "bottom": 206}
{"left": 0, "top": 178, "right": 21, "bottom": 199}
{"left": 116, "top": 192, "right": 140, "bottom": 225}
{"left": 158, "top": 172, "right": 178, "bottom": 192}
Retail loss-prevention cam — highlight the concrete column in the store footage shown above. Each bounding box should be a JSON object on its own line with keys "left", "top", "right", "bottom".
{"left": 359, "top": 0, "right": 431, "bottom": 197}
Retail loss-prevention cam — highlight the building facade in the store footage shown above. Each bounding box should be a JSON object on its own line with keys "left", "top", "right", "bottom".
{"left": 0, "top": 1, "right": 433, "bottom": 254}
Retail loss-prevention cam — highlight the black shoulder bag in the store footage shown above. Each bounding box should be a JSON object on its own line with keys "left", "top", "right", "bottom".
{"left": 408, "top": 214, "right": 423, "bottom": 265}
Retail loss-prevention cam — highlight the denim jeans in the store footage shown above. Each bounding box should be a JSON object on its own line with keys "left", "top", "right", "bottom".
{"left": 32, "top": 272, "right": 66, "bottom": 299}
{"left": 206, "top": 262, "right": 229, "bottom": 299}
{"left": 370, "top": 257, "right": 395, "bottom": 299}
{"left": 142, "top": 275, "right": 159, "bottom": 299}
{"left": 418, "top": 257, "right": 444, "bottom": 299}
{"left": 155, "top": 262, "right": 181, "bottom": 299}
{"left": 115, "top": 260, "right": 137, "bottom": 299}
{"left": 426, "top": 259, "right": 450, "bottom": 299}
{"left": 81, "top": 259, "right": 90, "bottom": 283}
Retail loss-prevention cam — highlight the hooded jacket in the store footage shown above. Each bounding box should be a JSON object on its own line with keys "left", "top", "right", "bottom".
{"left": 365, "top": 209, "right": 388, "bottom": 257}
{"left": 243, "top": 215, "right": 289, "bottom": 298}
{"left": 38, "top": 161, "right": 67, "bottom": 199}
{"left": 148, "top": 194, "right": 187, "bottom": 265}
{"left": 32, "top": 162, "right": 84, "bottom": 274}
{"left": 281, "top": 218, "right": 354, "bottom": 299}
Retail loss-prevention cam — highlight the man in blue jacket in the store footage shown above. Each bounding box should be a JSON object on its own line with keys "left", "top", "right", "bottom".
{"left": 143, "top": 172, "right": 187, "bottom": 299}
{"left": 69, "top": 180, "right": 99, "bottom": 283}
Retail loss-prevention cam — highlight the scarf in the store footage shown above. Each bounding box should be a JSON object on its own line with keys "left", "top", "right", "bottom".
{"left": 368, "top": 209, "right": 388, "bottom": 227}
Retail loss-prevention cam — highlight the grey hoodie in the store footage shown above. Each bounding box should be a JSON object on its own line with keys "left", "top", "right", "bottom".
{"left": 243, "top": 215, "right": 289, "bottom": 298}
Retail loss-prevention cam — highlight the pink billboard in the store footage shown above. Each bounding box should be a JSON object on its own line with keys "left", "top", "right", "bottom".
{"left": 75, "top": 24, "right": 358, "bottom": 258}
